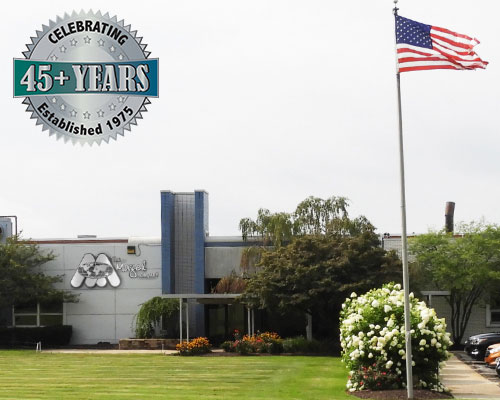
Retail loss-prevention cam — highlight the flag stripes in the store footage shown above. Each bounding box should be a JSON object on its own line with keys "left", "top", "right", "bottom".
{"left": 395, "top": 15, "right": 487, "bottom": 73}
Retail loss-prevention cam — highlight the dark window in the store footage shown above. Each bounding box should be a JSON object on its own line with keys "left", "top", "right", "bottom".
{"left": 13, "top": 301, "right": 63, "bottom": 327}
{"left": 490, "top": 293, "right": 500, "bottom": 324}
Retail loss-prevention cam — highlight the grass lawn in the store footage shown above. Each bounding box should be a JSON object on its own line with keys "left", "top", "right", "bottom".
{"left": 0, "top": 351, "right": 351, "bottom": 399}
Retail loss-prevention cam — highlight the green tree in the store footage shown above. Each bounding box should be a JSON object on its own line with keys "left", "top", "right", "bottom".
{"left": 240, "top": 197, "right": 402, "bottom": 339}
{"left": 134, "top": 297, "right": 179, "bottom": 338}
{"left": 410, "top": 222, "right": 500, "bottom": 344}
{"left": 239, "top": 196, "right": 350, "bottom": 246}
{"left": 0, "top": 236, "right": 76, "bottom": 313}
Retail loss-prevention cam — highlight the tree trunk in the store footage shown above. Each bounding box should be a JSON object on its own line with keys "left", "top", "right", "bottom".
{"left": 449, "top": 288, "right": 482, "bottom": 345}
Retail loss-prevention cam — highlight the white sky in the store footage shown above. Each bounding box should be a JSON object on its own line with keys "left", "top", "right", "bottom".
{"left": 1, "top": 0, "right": 499, "bottom": 239}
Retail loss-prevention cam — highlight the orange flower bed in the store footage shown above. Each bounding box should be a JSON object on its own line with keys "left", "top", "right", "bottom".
{"left": 176, "top": 337, "right": 212, "bottom": 355}
{"left": 221, "top": 332, "right": 283, "bottom": 354}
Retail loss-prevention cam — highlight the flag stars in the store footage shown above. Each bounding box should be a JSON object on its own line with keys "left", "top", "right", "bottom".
{"left": 97, "top": 109, "right": 105, "bottom": 117}
{"left": 118, "top": 54, "right": 124, "bottom": 60}
{"left": 70, "top": 38, "right": 78, "bottom": 46}
{"left": 83, "top": 111, "right": 91, "bottom": 119}
{"left": 50, "top": 54, "right": 58, "bottom": 61}
{"left": 98, "top": 39, "right": 105, "bottom": 47}
{"left": 84, "top": 36, "right": 91, "bottom": 44}
{"left": 70, "top": 109, "right": 77, "bottom": 117}
{"left": 109, "top": 103, "right": 117, "bottom": 111}
{"left": 59, "top": 45, "right": 67, "bottom": 53}
{"left": 51, "top": 97, "right": 57, "bottom": 104}
{"left": 117, "top": 96, "right": 126, "bottom": 103}
{"left": 60, "top": 104, "right": 66, "bottom": 111}
{"left": 396, "top": 16, "right": 431, "bottom": 48}
{"left": 109, "top": 45, "right": 116, "bottom": 52}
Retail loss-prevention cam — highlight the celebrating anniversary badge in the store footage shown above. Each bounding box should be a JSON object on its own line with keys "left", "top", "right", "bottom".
{"left": 13, "top": 11, "right": 158, "bottom": 144}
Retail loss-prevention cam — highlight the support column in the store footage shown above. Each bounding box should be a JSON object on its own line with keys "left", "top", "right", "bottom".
{"left": 247, "top": 308, "right": 251, "bottom": 335}
{"left": 179, "top": 298, "right": 183, "bottom": 343}
{"left": 306, "top": 313, "right": 312, "bottom": 341}
{"left": 251, "top": 309, "right": 255, "bottom": 336}
{"left": 186, "top": 301, "right": 190, "bottom": 342}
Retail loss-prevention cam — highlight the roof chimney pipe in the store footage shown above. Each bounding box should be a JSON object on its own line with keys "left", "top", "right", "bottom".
{"left": 445, "top": 202, "right": 455, "bottom": 233}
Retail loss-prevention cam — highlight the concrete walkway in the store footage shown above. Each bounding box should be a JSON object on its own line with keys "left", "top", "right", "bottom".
{"left": 45, "top": 348, "right": 226, "bottom": 355}
{"left": 441, "top": 353, "right": 500, "bottom": 399}
{"left": 47, "top": 349, "right": 178, "bottom": 355}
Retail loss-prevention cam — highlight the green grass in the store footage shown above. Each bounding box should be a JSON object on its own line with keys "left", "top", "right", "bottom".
{"left": 0, "top": 351, "right": 351, "bottom": 399}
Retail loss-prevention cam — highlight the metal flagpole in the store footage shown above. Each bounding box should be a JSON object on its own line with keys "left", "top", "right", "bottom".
{"left": 393, "top": 1, "right": 414, "bottom": 399}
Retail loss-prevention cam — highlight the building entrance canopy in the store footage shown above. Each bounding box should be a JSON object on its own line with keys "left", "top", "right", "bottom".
{"left": 161, "top": 294, "right": 255, "bottom": 343}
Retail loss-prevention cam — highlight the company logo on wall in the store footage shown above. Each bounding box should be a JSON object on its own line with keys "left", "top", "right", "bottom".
{"left": 70, "top": 253, "right": 159, "bottom": 289}
{"left": 115, "top": 260, "right": 159, "bottom": 279}
{"left": 71, "top": 253, "right": 121, "bottom": 288}
{"left": 13, "top": 10, "right": 158, "bottom": 145}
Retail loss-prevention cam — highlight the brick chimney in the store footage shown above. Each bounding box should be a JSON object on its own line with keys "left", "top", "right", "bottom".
{"left": 445, "top": 202, "right": 455, "bottom": 233}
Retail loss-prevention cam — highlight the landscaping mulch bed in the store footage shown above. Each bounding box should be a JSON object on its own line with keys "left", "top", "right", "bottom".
{"left": 350, "top": 389, "right": 453, "bottom": 400}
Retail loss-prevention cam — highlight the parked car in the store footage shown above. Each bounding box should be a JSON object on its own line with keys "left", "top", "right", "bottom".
{"left": 484, "top": 343, "right": 500, "bottom": 366}
{"left": 465, "top": 333, "right": 500, "bottom": 360}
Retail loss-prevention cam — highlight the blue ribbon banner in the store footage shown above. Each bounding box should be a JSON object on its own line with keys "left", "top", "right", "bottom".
{"left": 14, "top": 59, "right": 158, "bottom": 97}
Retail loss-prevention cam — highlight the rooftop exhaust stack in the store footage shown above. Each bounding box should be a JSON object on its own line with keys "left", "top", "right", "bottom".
{"left": 445, "top": 202, "right": 455, "bottom": 233}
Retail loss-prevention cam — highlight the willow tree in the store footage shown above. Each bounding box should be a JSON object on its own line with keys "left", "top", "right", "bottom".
{"left": 239, "top": 196, "right": 350, "bottom": 247}
{"left": 134, "top": 297, "right": 179, "bottom": 338}
{"left": 239, "top": 196, "right": 402, "bottom": 339}
{"left": 239, "top": 196, "right": 363, "bottom": 271}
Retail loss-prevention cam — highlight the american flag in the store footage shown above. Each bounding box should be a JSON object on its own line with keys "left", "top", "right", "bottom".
{"left": 395, "top": 15, "right": 488, "bottom": 73}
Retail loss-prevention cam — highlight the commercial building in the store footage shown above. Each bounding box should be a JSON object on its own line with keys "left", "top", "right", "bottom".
{"left": 2, "top": 195, "right": 496, "bottom": 345}
{"left": 2, "top": 191, "right": 255, "bottom": 344}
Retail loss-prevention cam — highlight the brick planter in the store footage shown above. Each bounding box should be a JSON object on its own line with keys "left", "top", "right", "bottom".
{"left": 119, "top": 338, "right": 179, "bottom": 350}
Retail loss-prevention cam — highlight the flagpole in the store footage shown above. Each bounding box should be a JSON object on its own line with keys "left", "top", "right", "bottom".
{"left": 393, "top": 1, "right": 414, "bottom": 399}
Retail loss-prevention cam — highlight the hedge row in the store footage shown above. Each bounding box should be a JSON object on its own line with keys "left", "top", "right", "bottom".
{"left": 0, "top": 326, "right": 72, "bottom": 346}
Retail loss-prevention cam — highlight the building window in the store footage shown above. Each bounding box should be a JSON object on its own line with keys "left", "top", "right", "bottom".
{"left": 487, "top": 293, "right": 500, "bottom": 327}
{"left": 13, "top": 300, "right": 63, "bottom": 327}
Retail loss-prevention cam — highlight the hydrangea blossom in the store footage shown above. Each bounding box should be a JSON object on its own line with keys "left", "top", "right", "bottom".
{"left": 340, "top": 283, "right": 452, "bottom": 392}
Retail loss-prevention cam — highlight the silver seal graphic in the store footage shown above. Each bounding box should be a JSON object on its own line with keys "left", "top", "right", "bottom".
{"left": 16, "top": 10, "right": 158, "bottom": 145}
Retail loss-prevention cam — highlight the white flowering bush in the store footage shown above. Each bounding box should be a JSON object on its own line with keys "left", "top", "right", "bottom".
{"left": 340, "top": 283, "right": 452, "bottom": 392}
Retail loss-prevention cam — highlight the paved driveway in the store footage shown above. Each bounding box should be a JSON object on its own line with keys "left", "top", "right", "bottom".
{"left": 441, "top": 352, "right": 500, "bottom": 399}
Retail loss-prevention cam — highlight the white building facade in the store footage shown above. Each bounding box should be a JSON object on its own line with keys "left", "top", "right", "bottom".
{"left": 6, "top": 190, "right": 249, "bottom": 345}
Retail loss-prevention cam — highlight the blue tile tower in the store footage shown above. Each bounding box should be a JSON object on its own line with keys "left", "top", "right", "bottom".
{"left": 160, "top": 190, "right": 208, "bottom": 336}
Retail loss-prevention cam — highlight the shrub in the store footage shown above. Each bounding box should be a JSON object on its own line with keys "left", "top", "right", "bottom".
{"left": 220, "top": 341, "right": 235, "bottom": 352}
{"left": 0, "top": 326, "right": 72, "bottom": 347}
{"left": 220, "top": 331, "right": 283, "bottom": 354}
{"left": 234, "top": 338, "right": 254, "bottom": 355}
{"left": 267, "top": 340, "right": 284, "bottom": 354}
{"left": 282, "top": 336, "right": 323, "bottom": 353}
{"left": 176, "top": 337, "right": 211, "bottom": 356}
{"left": 340, "top": 283, "right": 452, "bottom": 393}
{"left": 259, "top": 332, "right": 283, "bottom": 354}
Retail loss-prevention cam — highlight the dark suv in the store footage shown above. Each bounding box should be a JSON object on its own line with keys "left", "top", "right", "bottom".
{"left": 465, "top": 332, "right": 500, "bottom": 360}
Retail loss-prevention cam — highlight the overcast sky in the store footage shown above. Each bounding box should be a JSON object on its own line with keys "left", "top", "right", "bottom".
{"left": 1, "top": 0, "right": 499, "bottom": 239}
